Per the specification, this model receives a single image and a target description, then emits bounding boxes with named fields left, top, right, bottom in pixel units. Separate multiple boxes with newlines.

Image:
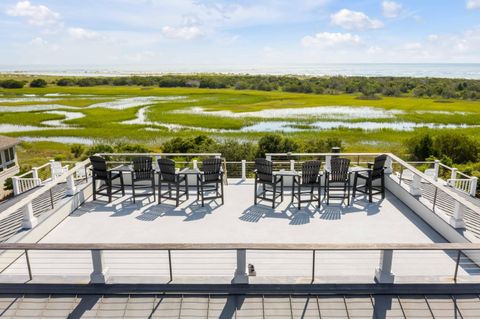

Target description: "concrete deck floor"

left=1, top=179, right=479, bottom=284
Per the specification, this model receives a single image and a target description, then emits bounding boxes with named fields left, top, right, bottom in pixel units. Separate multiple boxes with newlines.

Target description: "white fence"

left=12, top=160, right=70, bottom=196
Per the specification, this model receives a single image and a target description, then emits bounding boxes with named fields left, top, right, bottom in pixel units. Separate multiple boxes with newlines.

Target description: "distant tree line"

left=2, top=74, right=480, bottom=99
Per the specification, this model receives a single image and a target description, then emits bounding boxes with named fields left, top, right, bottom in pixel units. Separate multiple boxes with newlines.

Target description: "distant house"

left=0, top=136, right=20, bottom=197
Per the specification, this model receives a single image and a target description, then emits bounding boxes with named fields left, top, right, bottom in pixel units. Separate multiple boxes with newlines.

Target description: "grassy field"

left=2, top=84, right=480, bottom=166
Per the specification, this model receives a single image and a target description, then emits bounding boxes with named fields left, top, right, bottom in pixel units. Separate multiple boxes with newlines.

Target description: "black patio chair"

left=158, top=158, right=189, bottom=207
left=254, top=158, right=283, bottom=208
left=292, top=160, right=322, bottom=209
left=131, top=156, right=155, bottom=203
left=89, top=156, right=125, bottom=203
left=325, top=157, right=351, bottom=205
left=352, top=154, right=387, bottom=202
left=197, top=158, right=224, bottom=207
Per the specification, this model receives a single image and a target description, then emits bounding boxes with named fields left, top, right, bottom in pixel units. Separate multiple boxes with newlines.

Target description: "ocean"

left=1, top=63, right=480, bottom=79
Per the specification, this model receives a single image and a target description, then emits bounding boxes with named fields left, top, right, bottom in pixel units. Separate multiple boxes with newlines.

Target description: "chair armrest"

left=367, top=162, right=374, bottom=168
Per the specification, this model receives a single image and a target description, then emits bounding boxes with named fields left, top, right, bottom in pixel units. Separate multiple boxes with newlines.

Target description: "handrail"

left=99, top=152, right=221, bottom=157
left=1, top=242, right=480, bottom=251
left=0, top=158, right=91, bottom=222
left=388, top=153, right=480, bottom=213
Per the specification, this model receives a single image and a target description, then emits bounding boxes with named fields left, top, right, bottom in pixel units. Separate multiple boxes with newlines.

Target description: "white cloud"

left=68, top=27, right=100, bottom=40
left=162, top=25, right=203, bottom=40
left=467, top=0, right=480, bottom=9
left=30, top=36, right=47, bottom=46
left=301, top=32, right=361, bottom=47
left=330, top=9, right=383, bottom=30
left=382, top=1, right=402, bottom=18
left=6, top=1, right=60, bottom=26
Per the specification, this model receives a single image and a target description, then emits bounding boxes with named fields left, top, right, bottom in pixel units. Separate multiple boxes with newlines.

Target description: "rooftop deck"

left=1, top=180, right=479, bottom=285
left=1, top=152, right=480, bottom=292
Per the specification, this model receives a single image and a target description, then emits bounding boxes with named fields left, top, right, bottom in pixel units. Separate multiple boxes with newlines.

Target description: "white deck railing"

left=12, top=160, right=70, bottom=196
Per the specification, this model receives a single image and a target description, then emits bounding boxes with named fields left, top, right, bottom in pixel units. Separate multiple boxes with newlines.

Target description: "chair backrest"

left=255, top=158, right=273, bottom=183
left=202, top=158, right=222, bottom=182
left=133, top=156, right=153, bottom=180
left=330, top=158, right=350, bottom=182
left=372, top=154, right=387, bottom=179
left=302, top=160, right=321, bottom=184
left=89, top=156, right=108, bottom=179
left=158, top=158, right=176, bottom=182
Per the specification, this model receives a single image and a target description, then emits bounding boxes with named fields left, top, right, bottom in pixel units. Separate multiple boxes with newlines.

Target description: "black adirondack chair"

left=325, top=157, right=351, bottom=205
left=90, top=156, right=125, bottom=203
left=352, top=154, right=387, bottom=202
left=131, top=156, right=155, bottom=203
left=292, top=160, right=322, bottom=209
left=254, top=158, right=283, bottom=208
left=197, top=158, right=224, bottom=207
left=158, top=158, right=189, bottom=207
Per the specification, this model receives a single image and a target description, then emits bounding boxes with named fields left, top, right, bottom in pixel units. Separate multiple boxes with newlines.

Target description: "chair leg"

left=298, top=184, right=301, bottom=210
left=220, top=177, right=224, bottom=205
left=280, top=178, right=284, bottom=201
left=176, top=183, right=180, bottom=207
left=368, top=177, right=373, bottom=203
left=107, top=182, right=112, bottom=203
left=92, top=177, right=97, bottom=201
left=381, top=175, right=385, bottom=199
left=317, top=183, right=321, bottom=208
left=347, top=179, right=351, bottom=206
left=132, top=179, right=135, bottom=203
left=152, top=175, right=156, bottom=202
left=272, top=183, right=276, bottom=209
left=196, top=177, right=200, bottom=201
left=185, top=178, right=189, bottom=200
left=158, top=182, right=162, bottom=204
left=352, top=174, right=357, bottom=198
left=201, top=182, right=204, bottom=207
left=326, top=180, right=329, bottom=205
left=254, top=179, right=257, bottom=205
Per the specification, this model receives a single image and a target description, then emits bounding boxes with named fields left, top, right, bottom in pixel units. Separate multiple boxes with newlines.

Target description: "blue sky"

left=1, top=0, right=480, bottom=66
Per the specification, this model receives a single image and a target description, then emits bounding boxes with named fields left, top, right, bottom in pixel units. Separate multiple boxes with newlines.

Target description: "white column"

left=90, top=250, right=109, bottom=284
left=449, top=201, right=466, bottom=229
left=470, top=177, right=478, bottom=197
left=192, top=159, right=198, bottom=170
left=409, top=174, right=422, bottom=196
left=375, top=249, right=395, bottom=283
left=49, top=160, right=56, bottom=180
left=433, top=160, right=440, bottom=182
left=21, top=202, right=38, bottom=229
left=241, top=160, right=247, bottom=180
left=65, top=174, right=77, bottom=196
left=290, top=160, right=295, bottom=171
left=12, top=176, right=20, bottom=196
left=450, top=168, right=458, bottom=181
left=325, top=155, right=332, bottom=172
left=266, top=155, right=272, bottom=161
left=384, top=156, right=393, bottom=174
left=232, top=249, right=248, bottom=284
left=32, top=168, right=39, bottom=180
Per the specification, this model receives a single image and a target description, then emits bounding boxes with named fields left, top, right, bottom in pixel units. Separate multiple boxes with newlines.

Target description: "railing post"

left=266, top=155, right=272, bottom=161
left=21, top=202, right=38, bottom=229
left=325, top=155, right=331, bottom=172
left=375, top=249, right=395, bottom=283
left=450, top=201, right=466, bottom=229
left=433, top=160, right=440, bottom=182
left=32, top=167, right=39, bottom=180
left=241, top=160, right=247, bottom=180
left=232, top=249, right=248, bottom=284
left=193, top=160, right=198, bottom=170
left=49, top=159, right=56, bottom=180
left=451, top=168, right=458, bottom=181
left=290, top=160, right=295, bottom=171
left=65, top=174, right=77, bottom=196
left=25, top=249, right=33, bottom=281
left=90, top=249, right=109, bottom=284
left=409, top=174, right=422, bottom=196
left=469, top=177, right=478, bottom=197
left=12, top=176, right=20, bottom=196
left=384, top=156, right=393, bottom=174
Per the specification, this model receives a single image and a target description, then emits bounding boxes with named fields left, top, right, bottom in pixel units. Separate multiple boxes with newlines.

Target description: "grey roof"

left=0, top=135, right=19, bottom=150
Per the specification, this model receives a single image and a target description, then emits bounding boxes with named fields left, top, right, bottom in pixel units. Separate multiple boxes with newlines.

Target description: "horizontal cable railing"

left=1, top=242, right=480, bottom=284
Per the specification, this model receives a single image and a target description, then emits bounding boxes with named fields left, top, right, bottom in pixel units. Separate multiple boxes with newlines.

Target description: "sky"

left=1, top=0, right=480, bottom=67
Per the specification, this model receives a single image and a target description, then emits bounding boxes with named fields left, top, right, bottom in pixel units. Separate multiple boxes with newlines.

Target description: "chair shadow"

left=288, top=209, right=315, bottom=225
left=136, top=199, right=217, bottom=222
left=239, top=205, right=270, bottom=223
left=319, top=206, right=343, bottom=220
